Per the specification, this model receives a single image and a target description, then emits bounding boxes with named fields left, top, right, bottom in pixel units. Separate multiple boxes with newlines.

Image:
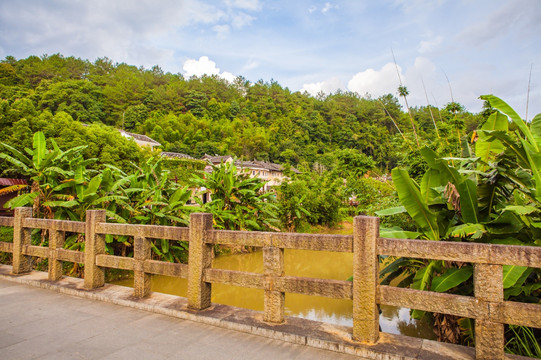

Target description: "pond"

left=114, top=249, right=435, bottom=340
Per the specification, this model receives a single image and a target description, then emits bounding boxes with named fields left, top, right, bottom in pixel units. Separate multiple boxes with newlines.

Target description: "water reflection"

left=113, top=249, right=435, bottom=340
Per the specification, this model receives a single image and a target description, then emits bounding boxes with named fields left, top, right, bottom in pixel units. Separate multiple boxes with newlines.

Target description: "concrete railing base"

left=0, top=265, right=527, bottom=360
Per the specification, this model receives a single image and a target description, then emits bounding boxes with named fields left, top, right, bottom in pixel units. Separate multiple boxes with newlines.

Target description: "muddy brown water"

left=113, top=249, right=435, bottom=340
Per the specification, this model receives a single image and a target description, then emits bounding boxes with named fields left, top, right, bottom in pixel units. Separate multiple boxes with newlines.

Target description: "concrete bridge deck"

left=0, top=279, right=362, bottom=360
left=2, top=266, right=525, bottom=360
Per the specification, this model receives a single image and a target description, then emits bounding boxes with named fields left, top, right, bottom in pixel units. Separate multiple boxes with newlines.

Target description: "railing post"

left=84, top=210, right=106, bottom=289
left=48, top=222, right=65, bottom=281
left=352, top=215, right=379, bottom=344
left=263, top=246, right=285, bottom=323
left=474, top=264, right=504, bottom=360
left=12, top=207, right=32, bottom=274
left=187, top=213, right=213, bottom=310
left=134, top=236, right=151, bottom=298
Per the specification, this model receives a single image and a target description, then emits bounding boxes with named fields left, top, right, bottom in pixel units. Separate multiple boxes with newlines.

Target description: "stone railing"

left=0, top=207, right=540, bottom=360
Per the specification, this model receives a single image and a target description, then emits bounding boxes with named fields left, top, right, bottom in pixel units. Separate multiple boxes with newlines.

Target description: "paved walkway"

left=0, top=279, right=362, bottom=360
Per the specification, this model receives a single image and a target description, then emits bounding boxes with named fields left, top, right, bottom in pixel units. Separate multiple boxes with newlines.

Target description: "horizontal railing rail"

left=0, top=209, right=539, bottom=360
left=206, top=229, right=353, bottom=251
left=378, top=237, right=541, bottom=267
left=95, top=222, right=189, bottom=241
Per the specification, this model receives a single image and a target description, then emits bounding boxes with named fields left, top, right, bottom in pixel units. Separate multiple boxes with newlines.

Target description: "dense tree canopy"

left=0, top=54, right=482, bottom=177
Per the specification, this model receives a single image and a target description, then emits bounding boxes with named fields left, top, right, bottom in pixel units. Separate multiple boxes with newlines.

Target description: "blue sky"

left=0, top=0, right=540, bottom=115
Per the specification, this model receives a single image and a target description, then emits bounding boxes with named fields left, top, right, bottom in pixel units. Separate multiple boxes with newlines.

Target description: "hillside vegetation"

left=0, top=54, right=483, bottom=174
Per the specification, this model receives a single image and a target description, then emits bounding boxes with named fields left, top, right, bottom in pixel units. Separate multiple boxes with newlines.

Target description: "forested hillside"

left=0, top=54, right=483, bottom=173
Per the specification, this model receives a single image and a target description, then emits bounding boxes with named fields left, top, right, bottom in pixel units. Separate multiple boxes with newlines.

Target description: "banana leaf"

left=476, top=112, right=508, bottom=171
left=482, top=130, right=529, bottom=168
left=457, top=179, right=479, bottom=223
left=410, top=260, right=438, bottom=319
left=83, top=174, right=102, bottom=199
left=421, top=169, right=443, bottom=205
left=461, top=136, right=472, bottom=158
left=161, top=238, right=169, bottom=253
left=42, top=200, right=78, bottom=208
left=6, top=192, right=38, bottom=208
left=375, top=206, right=406, bottom=216
left=446, top=223, right=486, bottom=239
left=531, top=113, right=541, bottom=145
left=503, top=265, right=529, bottom=289
left=502, top=205, right=538, bottom=215
left=431, top=266, right=473, bottom=293
left=74, top=165, right=85, bottom=184
left=485, top=211, right=524, bottom=235
left=0, top=141, right=31, bottom=170
left=0, top=151, right=30, bottom=173
left=421, top=147, right=462, bottom=186
left=379, top=228, right=421, bottom=239
left=521, top=138, right=541, bottom=202
left=392, top=168, right=439, bottom=240
left=481, top=95, right=536, bottom=150
left=33, top=132, right=46, bottom=170
left=412, top=260, right=439, bottom=291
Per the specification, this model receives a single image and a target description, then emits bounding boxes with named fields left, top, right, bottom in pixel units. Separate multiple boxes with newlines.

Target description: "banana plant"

left=377, top=96, right=540, bottom=327
left=1, top=131, right=86, bottom=218
left=192, top=160, right=278, bottom=231
left=116, top=157, right=194, bottom=262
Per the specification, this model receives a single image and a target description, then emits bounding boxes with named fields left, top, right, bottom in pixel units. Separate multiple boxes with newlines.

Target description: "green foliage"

left=276, top=179, right=311, bottom=231
left=1, top=54, right=479, bottom=175
left=37, top=79, right=105, bottom=123
left=378, top=96, right=541, bottom=347
left=192, top=160, right=278, bottom=231
left=505, top=326, right=541, bottom=358
left=431, top=267, right=473, bottom=293
left=276, top=169, right=345, bottom=229
left=159, top=156, right=206, bottom=186
left=2, top=133, right=193, bottom=262
left=391, top=168, right=439, bottom=240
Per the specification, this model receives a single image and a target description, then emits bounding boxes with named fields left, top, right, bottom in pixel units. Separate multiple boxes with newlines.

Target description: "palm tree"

left=397, top=85, right=419, bottom=147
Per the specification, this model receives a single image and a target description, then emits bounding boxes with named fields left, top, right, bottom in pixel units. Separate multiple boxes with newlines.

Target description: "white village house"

left=118, top=130, right=161, bottom=150
left=202, top=155, right=299, bottom=192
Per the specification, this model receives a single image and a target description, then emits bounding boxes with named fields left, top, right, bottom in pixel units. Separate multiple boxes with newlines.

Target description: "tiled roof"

left=238, top=160, right=300, bottom=174
left=202, top=155, right=300, bottom=174
left=161, top=152, right=195, bottom=160
left=120, top=130, right=161, bottom=145
left=202, top=155, right=234, bottom=164
left=237, top=160, right=280, bottom=171
left=0, top=178, right=27, bottom=186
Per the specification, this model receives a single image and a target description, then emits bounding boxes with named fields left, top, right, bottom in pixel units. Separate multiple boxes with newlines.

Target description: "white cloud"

left=393, top=0, right=446, bottom=14
left=183, top=56, right=220, bottom=77
left=418, top=36, right=443, bottom=53
left=456, top=0, right=540, bottom=46
left=243, top=58, right=260, bottom=71
left=402, top=57, right=442, bottom=105
left=225, top=0, right=261, bottom=11
left=301, top=77, right=343, bottom=96
left=308, top=6, right=317, bottom=13
left=346, top=57, right=445, bottom=108
left=405, top=57, right=437, bottom=81
left=0, top=0, right=225, bottom=67
left=232, top=12, right=255, bottom=28
left=322, top=2, right=338, bottom=13
left=347, top=63, right=401, bottom=97
left=0, top=0, right=258, bottom=65
left=213, top=24, right=230, bottom=39
left=221, top=71, right=237, bottom=83
left=183, top=56, right=236, bottom=82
